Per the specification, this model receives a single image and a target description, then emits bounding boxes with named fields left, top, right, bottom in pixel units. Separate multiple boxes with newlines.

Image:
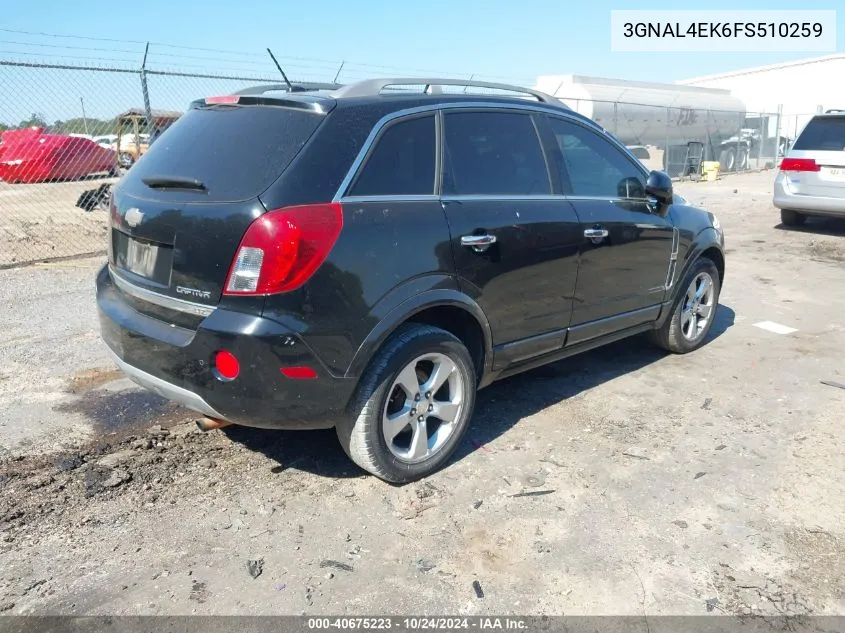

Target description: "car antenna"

left=266, top=48, right=294, bottom=92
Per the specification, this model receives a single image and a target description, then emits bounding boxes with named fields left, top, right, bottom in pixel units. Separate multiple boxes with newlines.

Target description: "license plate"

left=124, top=238, right=159, bottom=278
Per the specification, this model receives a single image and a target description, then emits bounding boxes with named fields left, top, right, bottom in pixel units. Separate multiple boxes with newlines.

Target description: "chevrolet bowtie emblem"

left=124, top=208, right=144, bottom=227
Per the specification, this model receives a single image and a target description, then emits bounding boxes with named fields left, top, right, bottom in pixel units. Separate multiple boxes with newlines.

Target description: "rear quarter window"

left=347, top=115, right=436, bottom=197
left=120, top=105, right=324, bottom=203
left=793, top=117, right=845, bottom=151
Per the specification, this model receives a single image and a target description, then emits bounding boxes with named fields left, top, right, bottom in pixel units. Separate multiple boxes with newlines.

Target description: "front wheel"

left=336, top=323, right=477, bottom=483
left=650, top=257, right=721, bottom=354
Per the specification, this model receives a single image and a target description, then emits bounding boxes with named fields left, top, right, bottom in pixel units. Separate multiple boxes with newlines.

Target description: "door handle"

left=584, top=228, right=609, bottom=239
left=461, top=234, right=497, bottom=252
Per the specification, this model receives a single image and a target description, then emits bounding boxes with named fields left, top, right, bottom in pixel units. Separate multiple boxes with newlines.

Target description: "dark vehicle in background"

left=774, top=109, right=845, bottom=226
left=96, top=78, right=726, bottom=483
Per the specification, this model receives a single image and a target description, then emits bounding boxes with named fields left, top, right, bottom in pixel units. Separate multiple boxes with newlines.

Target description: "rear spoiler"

left=233, top=82, right=344, bottom=96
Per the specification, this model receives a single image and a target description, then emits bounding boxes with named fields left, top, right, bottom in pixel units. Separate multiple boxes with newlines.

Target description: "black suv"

left=96, top=78, right=726, bottom=483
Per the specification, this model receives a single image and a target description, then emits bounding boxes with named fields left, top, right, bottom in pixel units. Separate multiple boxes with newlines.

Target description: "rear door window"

left=442, top=111, right=550, bottom=195
left=121, top=105, right=324, bottom=202
left=348, top=115, right=436, bottom=197
left=793, top=117, right=845, bottom=151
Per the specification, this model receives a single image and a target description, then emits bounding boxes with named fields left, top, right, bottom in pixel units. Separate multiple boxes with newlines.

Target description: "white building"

left=677, top=54, right=845, bottom=141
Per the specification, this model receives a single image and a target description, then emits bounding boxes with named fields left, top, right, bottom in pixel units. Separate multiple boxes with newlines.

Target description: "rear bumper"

left=96, top=264, right=356, bottom=430
left=107, top=347, right=225, bottom=420
left=773, top=174, right=845, bottom=216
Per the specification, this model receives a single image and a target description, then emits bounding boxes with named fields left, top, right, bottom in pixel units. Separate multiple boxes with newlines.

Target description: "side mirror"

left=645, top=170, right=673, bottom=208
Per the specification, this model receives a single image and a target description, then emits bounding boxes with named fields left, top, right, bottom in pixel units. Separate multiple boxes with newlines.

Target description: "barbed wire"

left=0, top=27, right=148, bottom=46
left=0, top=49, right=141, bottom=66
left=0, top=27, right=535, bottom=84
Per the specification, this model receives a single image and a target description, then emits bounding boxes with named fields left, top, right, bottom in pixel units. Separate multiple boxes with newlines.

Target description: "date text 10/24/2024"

left=307, top=618, right=528, bottom=630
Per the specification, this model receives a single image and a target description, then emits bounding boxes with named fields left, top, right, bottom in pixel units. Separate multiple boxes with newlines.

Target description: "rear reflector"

left=780, top=158, right=820, bottom=172
left=280, top=366, right=318, bottom=380
left=205, top=95, right=240, bottom=105
left=224, top=203, right=343, bottom=295
left=213, top=350, right=240, bottom=381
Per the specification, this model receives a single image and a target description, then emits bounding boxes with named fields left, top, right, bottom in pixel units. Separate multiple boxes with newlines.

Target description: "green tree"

left=18, top=112, right=48, bottom=129
left=52, top=117, right=115, bottom=135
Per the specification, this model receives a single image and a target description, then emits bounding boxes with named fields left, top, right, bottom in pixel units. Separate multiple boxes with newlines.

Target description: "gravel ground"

left=0, top=176, right=115, bottom=267
left=0, top=170, right=843, bottom=617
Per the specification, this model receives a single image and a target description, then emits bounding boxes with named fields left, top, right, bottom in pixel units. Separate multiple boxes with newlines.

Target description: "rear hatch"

left=782, top=115, right=845, bottom=197
left=109, top=98, right=329, bottom=314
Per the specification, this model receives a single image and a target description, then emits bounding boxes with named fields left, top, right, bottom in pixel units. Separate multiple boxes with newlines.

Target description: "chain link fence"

left=0, top=56, right=789, bottom=268
left=0, top=60, right=294, bottom=267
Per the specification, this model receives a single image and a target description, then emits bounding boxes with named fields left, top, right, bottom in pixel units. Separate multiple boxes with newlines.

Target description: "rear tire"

left=737, top=147, right=748, bottom=171
left=336, top=323, right=477, bottom=483
left=118, top=152, right=134, bottom=169
left=650, top=257, right=721, bottom=354
left=780, top=209, right=806, bottom=226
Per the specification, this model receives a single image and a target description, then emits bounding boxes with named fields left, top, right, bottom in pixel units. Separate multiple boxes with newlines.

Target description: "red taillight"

left=223, top=203, right=343, bottom=296
left=280, top=366, right=318, bottom=380
left=213, top=350, right=240, bottom=381
left=205, top=95, right=240, bottom=105
left=780, top=158, right=820, bottom=172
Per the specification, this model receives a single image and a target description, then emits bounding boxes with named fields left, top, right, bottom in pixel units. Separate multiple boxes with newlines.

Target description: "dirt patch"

left=0, top=177, right=115, bottom=267
left=808, top=240, right=845, bottom=263
left=0, top=421, right=223, bottom=545
left=64, top=368, right=125, bottom=395
left=54, top=388, right=189, bottom=436
left=783, top=527, right=845, bottom=604
left=0, top=421, right=349, bottom=551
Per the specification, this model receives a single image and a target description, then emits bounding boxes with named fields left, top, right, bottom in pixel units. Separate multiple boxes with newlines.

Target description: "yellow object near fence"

left=701, top=161, right=720, bottom=182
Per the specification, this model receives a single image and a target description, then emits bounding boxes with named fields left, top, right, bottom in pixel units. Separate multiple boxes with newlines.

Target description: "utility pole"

left=80, top=97, right=90, bottom=135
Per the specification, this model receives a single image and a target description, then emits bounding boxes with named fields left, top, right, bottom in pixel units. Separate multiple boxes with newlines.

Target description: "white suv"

left=773, top=110, right=845, bottom=226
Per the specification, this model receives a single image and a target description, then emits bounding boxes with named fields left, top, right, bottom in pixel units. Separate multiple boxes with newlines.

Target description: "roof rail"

left=331, top=77, right=565, bottom=106
left=233, top=82, right=343, bottom=96
left=824, top=108, right=845, bottom=114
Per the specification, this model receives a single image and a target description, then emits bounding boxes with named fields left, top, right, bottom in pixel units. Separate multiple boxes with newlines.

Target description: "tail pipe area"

left=196, top=416, right=233, bottom=432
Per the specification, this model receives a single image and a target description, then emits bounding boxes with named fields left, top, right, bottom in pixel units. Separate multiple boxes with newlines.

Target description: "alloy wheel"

left=382, top=353, right=464, bottom=463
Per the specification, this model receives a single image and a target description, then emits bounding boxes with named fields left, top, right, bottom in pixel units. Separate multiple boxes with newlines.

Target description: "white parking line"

left=753, top=321, right=798, bottom=335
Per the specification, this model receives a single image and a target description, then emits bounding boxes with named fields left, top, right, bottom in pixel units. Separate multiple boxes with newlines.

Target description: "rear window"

left=793, top=117, right=845, bottom=152
left=122, top=105, right=324, bottom=202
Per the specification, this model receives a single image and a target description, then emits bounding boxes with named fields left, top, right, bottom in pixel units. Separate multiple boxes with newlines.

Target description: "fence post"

left=707, top=109, right=713, bottom=163
left=774, top=104, right=783, bottom=160
left=140, top=43, right=153, bottom=132
left=613, top=101, right=618, bottom=136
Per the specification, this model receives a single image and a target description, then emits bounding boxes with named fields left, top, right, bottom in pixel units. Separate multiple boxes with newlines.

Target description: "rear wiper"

left=141, top=176, right=207, bottom=192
